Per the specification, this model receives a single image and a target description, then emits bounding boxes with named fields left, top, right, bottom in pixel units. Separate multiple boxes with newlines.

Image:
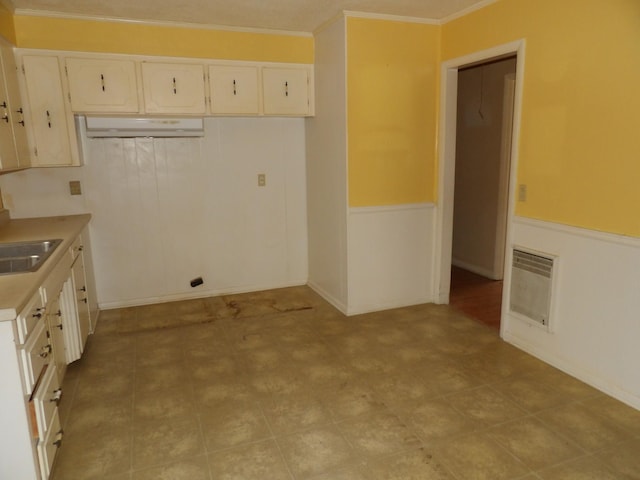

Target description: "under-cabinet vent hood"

left=83, top=116, right=204, bottom=138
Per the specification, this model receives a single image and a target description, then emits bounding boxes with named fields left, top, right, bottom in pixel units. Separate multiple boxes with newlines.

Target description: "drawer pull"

left=50, top=388, right=63, bottom=406
left=53, top=429, right=64, bottom=448
left=39, top=344, right=52, bottom=358
left=32, top=308, right=44, bottom=319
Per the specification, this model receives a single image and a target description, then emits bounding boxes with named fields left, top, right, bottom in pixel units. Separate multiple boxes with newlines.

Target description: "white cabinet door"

left=66, top=57, right=139, bottom=113
left=0, top=40, right=29, bottom=170
left=141, top=62, right=205, bottom=114
left=21, top=55, right=79, bottom=167
left=0, top=67, right=17, bottom=170
left=46, top=293, right=67, bottom=380
left=72, top=248, right=90, bottom=352
left=209, top=65, right=259, bottom=115
left=262, top=67, right=310, bottom=116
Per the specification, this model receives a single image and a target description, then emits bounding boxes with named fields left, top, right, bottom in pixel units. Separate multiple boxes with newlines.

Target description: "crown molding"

left=440, top=0, right=499, bottom=24
left=13, top=8, right=313, bottom=37
left=343, top=10, right=439, bottom=26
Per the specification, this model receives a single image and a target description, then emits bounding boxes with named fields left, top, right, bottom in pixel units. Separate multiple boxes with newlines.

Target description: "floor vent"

left=509, top=248, right=555, bottom=329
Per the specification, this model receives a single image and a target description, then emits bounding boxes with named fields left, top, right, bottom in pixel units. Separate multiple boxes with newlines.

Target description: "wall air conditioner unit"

left=83, top=116, right=204, bottom=138
left=509, top=248, right=557, bottom=331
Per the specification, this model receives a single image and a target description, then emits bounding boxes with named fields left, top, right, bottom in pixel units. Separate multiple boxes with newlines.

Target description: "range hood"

left=83, top=116, right=204, bottom=138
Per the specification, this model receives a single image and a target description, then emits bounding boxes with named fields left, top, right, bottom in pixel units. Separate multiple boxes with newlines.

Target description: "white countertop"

left=0, top=214, right=91, bottom=322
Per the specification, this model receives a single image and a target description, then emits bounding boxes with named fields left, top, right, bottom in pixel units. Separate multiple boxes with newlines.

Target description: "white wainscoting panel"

left=347, top=203, right=436, bottom=315
left=503, top=217, right=640, bottom=409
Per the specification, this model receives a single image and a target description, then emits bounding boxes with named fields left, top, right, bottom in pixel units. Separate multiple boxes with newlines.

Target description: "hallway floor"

left=450, top=266, right=503, bottom=330
left=51, top=286, right=640, bottom=480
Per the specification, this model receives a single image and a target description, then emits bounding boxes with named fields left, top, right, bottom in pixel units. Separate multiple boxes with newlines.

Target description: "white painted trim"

left=514, top=216, right=640, bottom=249
left=98, top=280, right=308, bottom=310
left=13, top=9, right=313, bottom=37
left=440, top=0, right=500, bottom=24
left=434, top=39, right=526, bottom=322
left=343, top=10, right=439, bottom=26
left=451, top=258, right=500, bottom=280
left=503, top=331, right=640, bottom=411
left=349, top=202, right=435, bottom=215
left=308, top=280, right=349, bottom=314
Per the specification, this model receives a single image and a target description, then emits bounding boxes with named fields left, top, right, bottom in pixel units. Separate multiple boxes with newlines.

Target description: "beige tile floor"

left=51, top=286, right=640, bottom=480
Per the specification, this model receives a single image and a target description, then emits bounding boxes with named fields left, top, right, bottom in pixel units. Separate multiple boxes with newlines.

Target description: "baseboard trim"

left=307, top=280, right=348, bottom=314
left=503, top=330, right=640, bottom=411
left=98, top=280, right=308, bottom=310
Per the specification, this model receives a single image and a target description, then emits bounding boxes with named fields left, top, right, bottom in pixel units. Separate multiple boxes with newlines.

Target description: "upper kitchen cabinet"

left=141, top=62, right=206, bottom=114
left=262, top=66, right=313, bottom=116
left=19, top=55, right=80, bottom=167
left=209, top=65, right=260, bottom=115
left=66, top=57, right=139, bottom=113
left=0, top=40, right=30, bottom=171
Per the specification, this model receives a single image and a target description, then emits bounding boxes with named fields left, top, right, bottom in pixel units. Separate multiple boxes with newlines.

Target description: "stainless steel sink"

left=0, top=239, right=63, bottom=275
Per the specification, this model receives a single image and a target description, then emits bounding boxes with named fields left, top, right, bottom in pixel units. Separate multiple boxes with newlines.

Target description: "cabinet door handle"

left=233, top=79, right=237, bottom=96
left=285, top=81, right=289, bottom=97
left=49, top=388, right=63, bottom=406
left=32, top=308, right=44, bottom=319
left=53, top=429, right=64, bottom=448
left=16, top=107, right=25, bottom=126
left=1, top=114, right=8, bottom=123
left=172, top=77, right=177, bottom=94
left=46, top=110, right=51, bottom=128
left=0, top=101, right=6, bottom=108
left=100, top=73, right=105, bottom=92
left=39, top=344, right=52, bottom=358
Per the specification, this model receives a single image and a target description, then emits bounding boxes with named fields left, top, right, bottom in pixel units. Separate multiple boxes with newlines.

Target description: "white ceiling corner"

left=5, top=0, right=494, bottom=33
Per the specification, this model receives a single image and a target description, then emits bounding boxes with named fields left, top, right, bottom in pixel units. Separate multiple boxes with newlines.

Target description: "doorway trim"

left=433, top=40, right=526, bottom=334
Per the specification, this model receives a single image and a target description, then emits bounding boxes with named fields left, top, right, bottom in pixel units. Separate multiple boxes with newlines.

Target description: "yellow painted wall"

left=13, top=15, right=313, bottom=63
left=347, top=17, right=439, bottom=206
left=443, top=0, right=640, bottom=237
left=0, top=2, right=15, bottom=44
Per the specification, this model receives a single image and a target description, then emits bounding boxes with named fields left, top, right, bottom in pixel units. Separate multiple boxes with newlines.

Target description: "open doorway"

left=434, top=40, right=525, bottom=338
left=449, top=57, right=516, bottom=330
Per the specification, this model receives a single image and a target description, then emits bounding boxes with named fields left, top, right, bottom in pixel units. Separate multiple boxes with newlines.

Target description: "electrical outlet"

left=258, top=174, right=266, bottom=187
left=518, top=184, right=527, bottom=202
left=69, top=180, right=82, bottom=196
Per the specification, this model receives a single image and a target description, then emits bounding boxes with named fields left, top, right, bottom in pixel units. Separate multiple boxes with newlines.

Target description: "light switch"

left=69, top=180, right=82, bottom=196
left=258, top=174, right=266, bottom=187
left=518, top=184, right=527, bottom=202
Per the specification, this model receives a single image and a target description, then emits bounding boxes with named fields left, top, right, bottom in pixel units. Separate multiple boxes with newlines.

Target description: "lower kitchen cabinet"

left=0, top=223, right=97, bottom=479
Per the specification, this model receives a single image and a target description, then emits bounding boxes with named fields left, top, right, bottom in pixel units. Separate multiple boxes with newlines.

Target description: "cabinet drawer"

left=31, top=363, right=61, bottom=441
left=16, top=290, right=45, bottom=345
left=37, top=411, right=62, bottom=480
left=20, top=320, right=51, bottom=395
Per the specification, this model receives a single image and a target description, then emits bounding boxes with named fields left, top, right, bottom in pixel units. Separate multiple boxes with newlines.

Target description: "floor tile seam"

left=483, top=414, right=592, bottom=472
left=192, top=413, right=217, bottom=480
left=528, top=412, right=595, bottom=455
left=484, top=382, right=539, bottom=416
left=442, top=385, right=530, bottom=424
left=531, top=451, right=607, bottom=477
left=330, top=412, right=426, bottom=462
left=445, top=431, right=534, bottom=479
left=418, top=434, right=524, bottom=480
left=571, top=399, right=640, bottom=438
left=368, top=445, right=462, bottom=480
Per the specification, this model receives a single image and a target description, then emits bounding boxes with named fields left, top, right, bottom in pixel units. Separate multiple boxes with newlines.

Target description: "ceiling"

left=3, top=0, right=491, bottom=32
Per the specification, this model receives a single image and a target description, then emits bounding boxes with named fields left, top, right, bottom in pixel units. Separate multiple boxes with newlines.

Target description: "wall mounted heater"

left=509, top=248, right=556, bottom=330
